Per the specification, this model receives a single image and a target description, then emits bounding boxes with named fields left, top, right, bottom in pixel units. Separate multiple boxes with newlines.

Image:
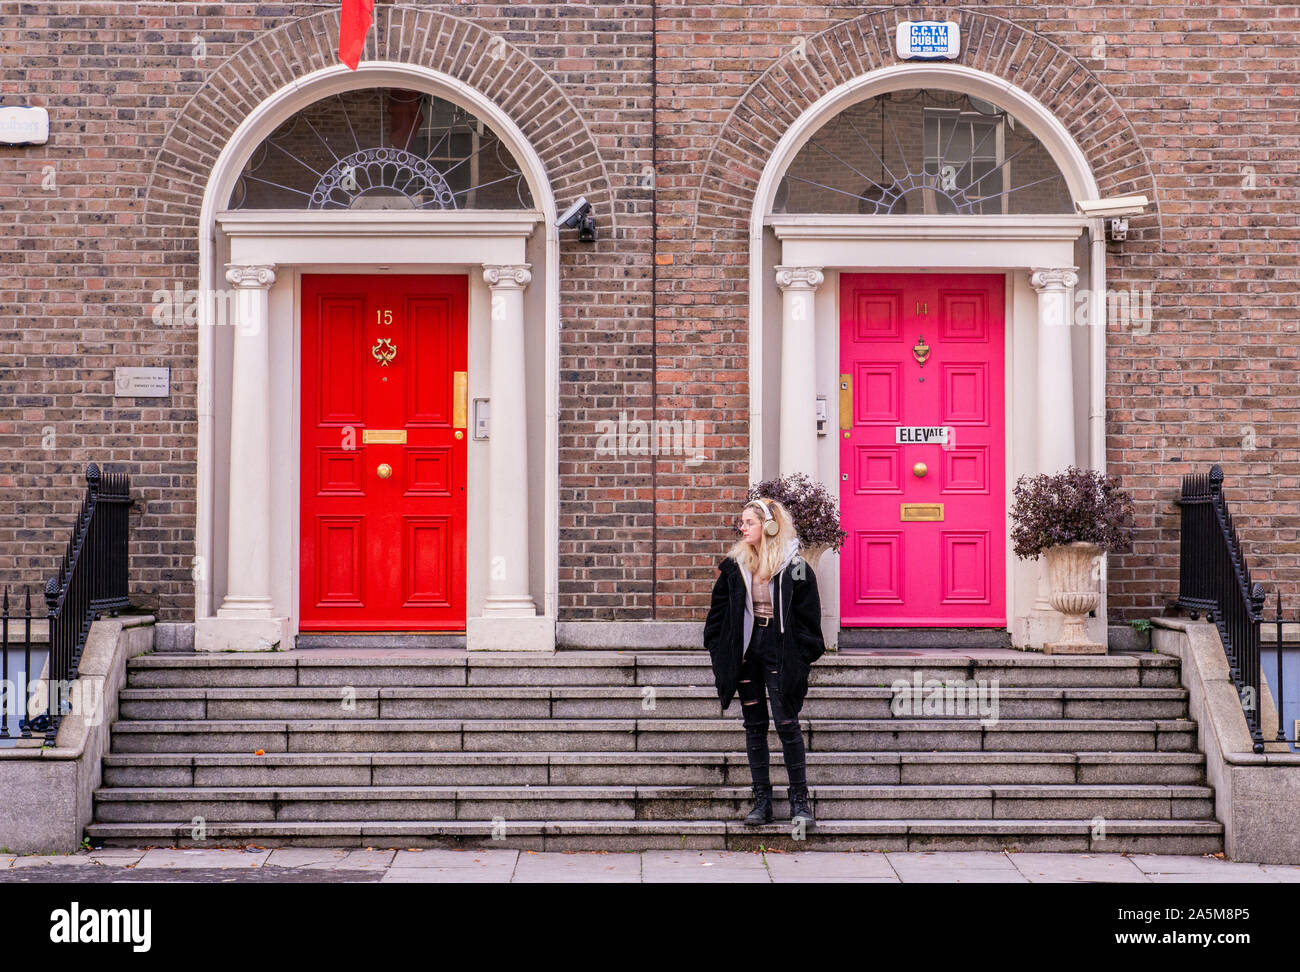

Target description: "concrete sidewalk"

left=3, top=847, right=1300, bottom=882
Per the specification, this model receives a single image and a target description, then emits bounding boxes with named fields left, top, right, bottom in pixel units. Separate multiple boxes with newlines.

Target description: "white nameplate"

left=114, top=367, right=170, bottom=398
left=0, top=106, right=50, bottom=146
left=896, top=21, right=960, bottom=60
left=896, top=426, right=950, bottom=444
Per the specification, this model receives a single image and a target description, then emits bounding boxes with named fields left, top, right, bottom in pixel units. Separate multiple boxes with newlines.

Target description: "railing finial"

left=1209, top=464, right=1224, bottom=493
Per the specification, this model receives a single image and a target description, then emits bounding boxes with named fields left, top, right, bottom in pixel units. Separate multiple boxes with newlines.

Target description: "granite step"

left=82, top=817, right=1227, bottom=855
left=100, top=750, right=1210, bottom=788
left=123, top=651, right=1184, bottom=689
left=90, top=782, right=1217, bottom=823
left=114, top=685, right=1192, bottom=722
left=106, top=717, right=1201, bottom=754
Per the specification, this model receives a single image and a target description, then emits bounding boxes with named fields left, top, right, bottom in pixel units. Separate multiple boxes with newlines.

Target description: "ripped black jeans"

left=737, top=619, right=808, bottom=792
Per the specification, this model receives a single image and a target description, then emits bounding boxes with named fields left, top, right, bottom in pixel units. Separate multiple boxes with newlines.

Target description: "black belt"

left=753, top=615, right=771, bottom=627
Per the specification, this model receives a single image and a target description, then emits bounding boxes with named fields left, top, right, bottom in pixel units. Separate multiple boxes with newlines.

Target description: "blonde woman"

left=703, top=497, right=826, bottom=827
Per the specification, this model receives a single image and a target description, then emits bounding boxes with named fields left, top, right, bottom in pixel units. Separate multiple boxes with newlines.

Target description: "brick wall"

left=1, top=1, right=1297, bottom=625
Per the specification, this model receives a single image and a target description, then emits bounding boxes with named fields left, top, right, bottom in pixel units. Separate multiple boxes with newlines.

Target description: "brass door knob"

left=913, top=462, right=928, bottom=478
left=377, top=463, right=392, bottom=479
left=454, top=430, right=464, bottom=440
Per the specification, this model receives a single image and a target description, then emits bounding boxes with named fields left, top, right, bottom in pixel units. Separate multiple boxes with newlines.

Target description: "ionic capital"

left=774, top=266, right=825, bottom=292
left=482, top=264, right=533, bottom=290
left=1030, top=267, right=1079, bottom=292
left=224, top=263, right=277, bottom=289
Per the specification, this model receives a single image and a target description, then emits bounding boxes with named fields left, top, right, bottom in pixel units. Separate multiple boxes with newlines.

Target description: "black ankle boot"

left=743, top=784, right=773, bottom=826
left=788, top=783, right=815, bottom=827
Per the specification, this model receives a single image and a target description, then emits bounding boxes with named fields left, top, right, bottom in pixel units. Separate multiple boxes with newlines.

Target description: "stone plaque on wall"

left=114, top=367, right=170, bottom=397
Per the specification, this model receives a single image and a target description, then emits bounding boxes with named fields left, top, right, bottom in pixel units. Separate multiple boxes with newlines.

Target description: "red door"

left=840, top=272, right=1006, bottom=626
left=300, top=274, right=468, bottom=631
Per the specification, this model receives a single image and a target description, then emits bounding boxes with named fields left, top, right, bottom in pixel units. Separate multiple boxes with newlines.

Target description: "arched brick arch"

left=142, top=5, right=615, bottom=231
left=693, top=8, right=1162, bottom=245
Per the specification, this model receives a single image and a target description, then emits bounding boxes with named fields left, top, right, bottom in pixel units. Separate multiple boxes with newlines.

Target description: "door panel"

left=300, top=274, right=468, bottom=630
left=840, top=272, right=1006, bottom=626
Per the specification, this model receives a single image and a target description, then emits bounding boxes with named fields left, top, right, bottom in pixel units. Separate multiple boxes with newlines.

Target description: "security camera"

left=1075, top=195, right=1149, bottom=242
left=557, top=196, right=595, bottom=242
left=557, top=196, right=589, bottom=228
left=1074, top=194, right=1150, bottom=219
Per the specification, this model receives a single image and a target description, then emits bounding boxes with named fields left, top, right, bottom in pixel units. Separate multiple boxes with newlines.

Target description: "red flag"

left=339, top=0, right=374, bottom=71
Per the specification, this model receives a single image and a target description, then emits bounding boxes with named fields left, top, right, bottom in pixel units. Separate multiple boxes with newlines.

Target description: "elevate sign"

left=895, top=426, right=951, bottom=445
left=895, top=21, right=961, bottom=60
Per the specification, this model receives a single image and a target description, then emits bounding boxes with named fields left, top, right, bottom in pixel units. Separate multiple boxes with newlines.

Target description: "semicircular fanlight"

left=772, top=89, right=1073, bottom=216
left=228, top=87, right=534, bottom=211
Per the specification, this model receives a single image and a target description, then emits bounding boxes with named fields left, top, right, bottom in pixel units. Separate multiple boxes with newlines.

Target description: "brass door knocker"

left=911, top=335, right=930, bottom=367
left=371, top=337, right=397, bottom=366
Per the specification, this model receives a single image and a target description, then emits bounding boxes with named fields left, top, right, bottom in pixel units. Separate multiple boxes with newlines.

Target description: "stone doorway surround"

left=191, top=63, right=560, bottom=653
left=751, top=64, right=1112, bottom=650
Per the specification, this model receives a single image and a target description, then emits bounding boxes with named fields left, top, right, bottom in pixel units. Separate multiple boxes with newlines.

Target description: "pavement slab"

left=381, top=867, right=514, bottom=883
left=0, top=866, right=382, bottom=884
left=265, top=848, right=396, bottom=870
left=1144, top=872, right=1279, bottom=884
left=390, top=848, right=518, bottom=870
left=885, top=851, right=1023, bottom=882
left=1258, top=865, right=1300, bottom=883
left=1008, top=853, right=1149, bottom=883
left=135, top=848, right=272, bottom=869
left=641, top=849, right=770, bottom=882
left=504, top=850, right=643, bottom=882
left=85, top=849, right=147, bottom=865
left=1126, top=854, right=1272, bottom=876
left=762, top=851, right=897, bottom=879
left=8, top=855, right=95, bottom=868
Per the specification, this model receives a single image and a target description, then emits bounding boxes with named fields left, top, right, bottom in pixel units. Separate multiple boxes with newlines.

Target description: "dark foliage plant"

left=1009, top=465, right=1136, bottom=560
left=748, top=472, right=848, bottom=552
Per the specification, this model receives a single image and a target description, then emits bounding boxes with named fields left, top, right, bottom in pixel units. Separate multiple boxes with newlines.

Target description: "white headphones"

left=748, top=499, right=780, bottom=537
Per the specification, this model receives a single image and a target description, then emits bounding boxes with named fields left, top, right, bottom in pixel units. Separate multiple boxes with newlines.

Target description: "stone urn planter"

left=1042, top=541, right=1105, bottom=654
left=1009, top=466, right=1136, bottom=654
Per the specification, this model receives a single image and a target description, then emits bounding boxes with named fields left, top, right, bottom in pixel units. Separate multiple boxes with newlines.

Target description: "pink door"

left=840, top=272, right=1006, bottom=626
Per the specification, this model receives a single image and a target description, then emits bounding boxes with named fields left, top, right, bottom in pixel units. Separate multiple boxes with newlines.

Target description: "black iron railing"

left=1269, top=592, right=1297, bottom=750
left=1, top=464, right=132, bottom=745
left=1177, top=465, right=1289, bottom=754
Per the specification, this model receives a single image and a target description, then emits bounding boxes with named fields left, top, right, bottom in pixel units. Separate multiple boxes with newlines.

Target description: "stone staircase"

left=85, top=649, right=1225, bottom=853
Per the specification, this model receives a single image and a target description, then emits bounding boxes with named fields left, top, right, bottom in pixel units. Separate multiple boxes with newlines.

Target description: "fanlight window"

left=228, top=87, right=533, bottom=210
left=773, top=89, right=1072, bottom=215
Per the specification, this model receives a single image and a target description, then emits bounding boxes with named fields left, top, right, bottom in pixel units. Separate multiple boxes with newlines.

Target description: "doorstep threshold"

left=838, top=627, right=1013, bottom=650
left=294, top=632, right=467, bottom=650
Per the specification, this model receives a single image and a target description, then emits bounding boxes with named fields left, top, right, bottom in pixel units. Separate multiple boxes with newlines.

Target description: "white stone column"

left=775, top=266, right=824, bottom=478
left=197, top=263, right=288, bottom=651
left=1030, top=267, right=1079, bottom=475
left=220, top=263, right=276, bottom=616
left=481, top=264, right=537, bottom=618
left=1028, top=266, right=1081, bottom=623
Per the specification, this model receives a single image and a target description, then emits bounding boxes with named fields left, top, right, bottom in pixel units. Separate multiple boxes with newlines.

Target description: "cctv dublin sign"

left=895, top=21, right=961, bottom=60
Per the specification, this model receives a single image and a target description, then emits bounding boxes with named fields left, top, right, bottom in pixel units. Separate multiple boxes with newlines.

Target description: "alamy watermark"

left=891, top=672, right=1000, bottom=726
left=1, top=676, right=105, bottom=729
left=1051, top=287, right=1153, bottom=336
left=594, top=410, right=709, bottom=466
left=150, top=284, right=258, bottom=334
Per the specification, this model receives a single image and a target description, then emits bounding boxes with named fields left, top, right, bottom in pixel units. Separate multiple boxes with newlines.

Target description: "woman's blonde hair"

left=728, top=497, right=797, bottom=580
